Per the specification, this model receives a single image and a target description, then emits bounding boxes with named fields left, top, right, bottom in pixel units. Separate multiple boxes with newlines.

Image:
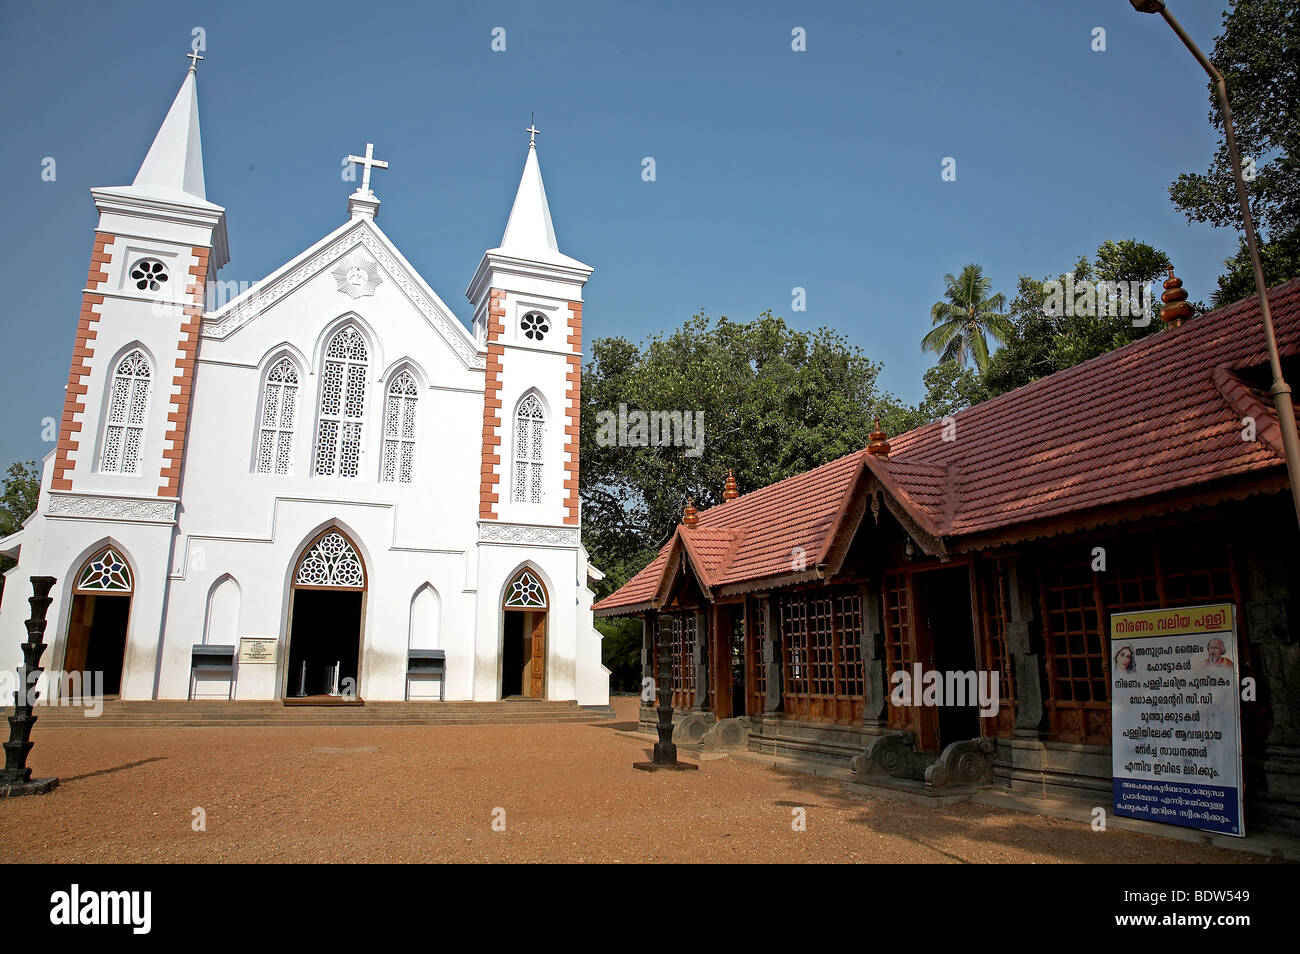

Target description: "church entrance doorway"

left=501, top=568, right=547, bottom=699
left=63, top=546, right=134, bottom=698
left=915, top=564, right=981, bottom=751
left=285, top=528, right=366, bottom=701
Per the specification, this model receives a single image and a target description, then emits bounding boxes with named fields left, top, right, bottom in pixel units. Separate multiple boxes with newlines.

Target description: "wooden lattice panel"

left=778, top=587, right=866, bottom=724
left=977, top=560, right=1016, bottom=737
left=748, top=602, right=768, bottom=715
left=882, top=572, right=917, bottom=732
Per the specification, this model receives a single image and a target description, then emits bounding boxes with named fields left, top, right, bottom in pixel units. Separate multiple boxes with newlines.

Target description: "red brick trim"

left=563, top=302, right=582, bottom=525
left=50, top=232, right=115, bottom=491
left=479, top=289, right=506, bottom=518
left=157, top=247, right=210, bottom=497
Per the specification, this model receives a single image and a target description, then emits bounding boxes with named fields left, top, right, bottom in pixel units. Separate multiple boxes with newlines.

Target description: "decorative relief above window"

left=381, top=370, right=418, bottom=484
left=256, top=357, right=299, bottom=475
left=314, top=327, right=368, bottom=478
left=76, top=547, right=133, bottom=593
left=331, top=249, right=383, bottom=299
left=504, top=569, right=547, bottom=608
left=520, top=311, right=550, bottom=342
left=129, top=258, right=168, bottom=292
left=512, top=393, right=545, bottom=504
left=294, top=530, right=365, bottom=589
left=99, top=349, right=151, bottom=475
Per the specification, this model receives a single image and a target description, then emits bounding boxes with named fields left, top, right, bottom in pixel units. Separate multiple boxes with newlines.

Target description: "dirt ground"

left=0, top=697, right=1263, bottom=863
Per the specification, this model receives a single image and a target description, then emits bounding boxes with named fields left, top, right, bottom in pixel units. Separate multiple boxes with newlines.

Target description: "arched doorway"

left=501, top=568, right=547, bottom=699
left=64, top=546, right=133, bottom=697
left=286, top=528, right=366, bottom=700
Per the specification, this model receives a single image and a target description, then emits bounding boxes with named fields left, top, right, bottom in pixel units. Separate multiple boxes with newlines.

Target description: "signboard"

left=238, top=637, right=277, bottom=664
left=1110, top=602, right=1243, bottom=837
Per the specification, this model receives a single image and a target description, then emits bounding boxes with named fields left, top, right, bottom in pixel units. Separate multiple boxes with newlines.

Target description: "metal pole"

left=1154, top=4, right=1300, bottom=527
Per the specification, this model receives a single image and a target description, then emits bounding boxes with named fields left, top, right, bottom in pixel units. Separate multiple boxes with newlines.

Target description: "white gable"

left=204, top=217, right=484, bottom=371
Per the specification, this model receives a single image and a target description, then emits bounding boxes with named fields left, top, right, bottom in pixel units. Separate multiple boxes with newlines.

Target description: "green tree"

left=913, top=360, right=990, bottom=423
left=1169, top=0, right=1300, bottom=303
left=0, top=460, right=41, bottom=595
left=921, top=264, right=1011, bottom=372
left=581, top=311, right=904, bottom=585
left=1168, top=0, right=1300, bottom=238
left=982, top=240, right=1173, bottom=397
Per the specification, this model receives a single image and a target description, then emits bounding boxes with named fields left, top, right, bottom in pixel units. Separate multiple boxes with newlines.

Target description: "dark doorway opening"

left=65, top=593, right=130, bottom=696
left=729, top=607, right=746, bottom=717
left=502, top=612, right=526, bottom=697
left=916, top=566, right=980, bottom=748
left=286, top=589, right=362, bottom=698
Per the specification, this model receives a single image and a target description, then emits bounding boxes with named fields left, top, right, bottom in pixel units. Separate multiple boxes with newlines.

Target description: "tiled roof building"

left=597, top=278, right=1300, bottom=837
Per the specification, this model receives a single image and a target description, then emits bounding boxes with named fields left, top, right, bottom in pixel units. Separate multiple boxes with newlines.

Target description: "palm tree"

left=922, top=264, right=1012, bottom=372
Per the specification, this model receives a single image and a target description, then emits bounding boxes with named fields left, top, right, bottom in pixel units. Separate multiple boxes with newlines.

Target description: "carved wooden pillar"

left=861, top=582, right=887, bottom=730
left=763, top=596, right=782, bottom=714
left=693, top=609, right=709, bottom=711
left=1006, top=560, right=1047, bottom=737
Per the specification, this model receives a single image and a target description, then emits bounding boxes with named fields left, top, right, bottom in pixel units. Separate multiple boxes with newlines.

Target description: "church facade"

left=0, top=64, right=610, bottom=707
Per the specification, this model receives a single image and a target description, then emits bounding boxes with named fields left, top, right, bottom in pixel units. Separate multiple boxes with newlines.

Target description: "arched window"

left=256, top=357, right=299, bottom=475
left=75, top=546, right=134, bottom=593
left=99, top=349, right=151, bottom=475
left=512, top=393, right=545, bottom=504
left=314, top=326, right=368, bottom=478
left=504, top=568, right=548, bottom=608
left=381, top=370, right=418, bottom=484
left=294, top=529, right=366, bottom=589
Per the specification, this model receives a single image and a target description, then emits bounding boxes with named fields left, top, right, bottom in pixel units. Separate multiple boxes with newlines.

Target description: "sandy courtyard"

left=0, top=696, right=1261, bottom=864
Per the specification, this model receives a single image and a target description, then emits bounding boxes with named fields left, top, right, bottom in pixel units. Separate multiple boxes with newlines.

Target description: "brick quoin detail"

left=51, top=232, right=115, bottom=492
left=158, top=246, right=211, bottom=497
left=564, top=301, right=582, bottom=525
left=479, top=289, right=506, bottom=519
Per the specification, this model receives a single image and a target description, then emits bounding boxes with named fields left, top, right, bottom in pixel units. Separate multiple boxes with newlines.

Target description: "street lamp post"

left=1131, top=0, right=1300, bottom=528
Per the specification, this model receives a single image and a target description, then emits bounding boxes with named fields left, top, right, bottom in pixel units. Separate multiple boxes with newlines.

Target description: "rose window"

left=129, top=258, right=169, bottom=291
left=520, top=312, right=550, bottom=342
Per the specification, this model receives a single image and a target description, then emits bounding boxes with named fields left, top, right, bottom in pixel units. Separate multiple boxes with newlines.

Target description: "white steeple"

left=466, top=124, right=591, bottom=318
left=131, top=67, right=209, bottom=203
left=91, top=58, right=228, bottom=270
left=499, top=140, right=560, bottom=258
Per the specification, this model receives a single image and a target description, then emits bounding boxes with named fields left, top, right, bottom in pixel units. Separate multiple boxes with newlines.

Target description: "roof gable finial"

left=186, top=49, right=203, bottom=73
left=683, top=497, right=699, bottom=528
left=723, top=469, right=739, bottom=501
left=526, top=112, right=540, bottom=147
left=867, top=417, right=891, bottom=458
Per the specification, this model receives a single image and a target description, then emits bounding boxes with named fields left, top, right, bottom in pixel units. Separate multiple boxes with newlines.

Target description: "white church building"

left=0, top=62, right=610, bottom=707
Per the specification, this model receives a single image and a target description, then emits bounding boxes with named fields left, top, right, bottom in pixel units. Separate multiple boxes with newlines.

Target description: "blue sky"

left=0, top=0, right=1237, bottom=468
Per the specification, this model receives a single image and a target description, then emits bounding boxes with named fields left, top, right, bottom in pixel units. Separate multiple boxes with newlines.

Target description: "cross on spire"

left=186, top=49, right=204, bottom=73
left=345, top=142, right=389, bottom=195
left=525, top=113, right=540, bottom=147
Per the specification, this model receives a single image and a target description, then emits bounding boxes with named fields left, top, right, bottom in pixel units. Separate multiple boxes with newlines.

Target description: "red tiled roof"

left=595, top=279, right=1299, bottom=614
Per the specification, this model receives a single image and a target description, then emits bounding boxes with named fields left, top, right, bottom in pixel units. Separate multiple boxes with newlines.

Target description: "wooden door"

left=64, top=594, right=92, bottom=674
left=912, top=575, right=942, bottom=752
left=529, top=612, right=546, bottom=698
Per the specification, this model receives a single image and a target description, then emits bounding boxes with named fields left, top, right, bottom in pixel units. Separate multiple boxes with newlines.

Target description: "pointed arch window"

left=75, top=546, right=133, bottom=593
left=504, top=568, right=547, bottom=608
left=294, top=529, right=366, bottom=589
left=99, top=349, right=152, bottom=475
left=513, top=393, right=545, bottom=504
left=315, top=326, right=368, bottom=478
left=256, top=357, right=299, bottom=475
left=381, top=370, right=418, bottom=484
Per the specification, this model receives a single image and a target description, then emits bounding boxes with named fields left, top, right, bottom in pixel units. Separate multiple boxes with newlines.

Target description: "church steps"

left=6, top=701, right=616, bottom=728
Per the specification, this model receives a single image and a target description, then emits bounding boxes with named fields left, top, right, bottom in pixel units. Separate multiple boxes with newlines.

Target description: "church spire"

left=499, top=122, right=560, bottom=258
left=131, top=63, right=207, bottom=202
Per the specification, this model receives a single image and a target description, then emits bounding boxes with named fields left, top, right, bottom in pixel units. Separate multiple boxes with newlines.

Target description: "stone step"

left=4, top=701, right=616, bottom=729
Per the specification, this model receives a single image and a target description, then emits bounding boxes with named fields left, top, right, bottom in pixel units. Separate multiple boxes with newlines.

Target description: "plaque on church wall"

left=239, top=638, right=278, bottom=664
left=1110, top=602, right=1244, bottom=837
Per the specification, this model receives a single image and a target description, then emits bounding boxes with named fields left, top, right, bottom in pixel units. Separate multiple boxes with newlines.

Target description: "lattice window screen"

left=513, top=393, right=545, bottom=504
left=99, top=349, right=152, bottom=475
left=256, top=357, right=299, bottom=475
left=315, top=327, right=368, bottom=478
left=381, top=370, right=418, bottom=483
